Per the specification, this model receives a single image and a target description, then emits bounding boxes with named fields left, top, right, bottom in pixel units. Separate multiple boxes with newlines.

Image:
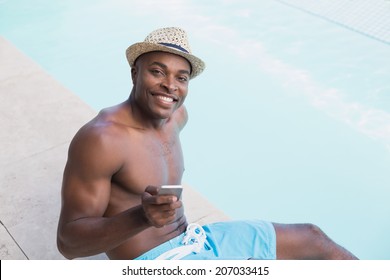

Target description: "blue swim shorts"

left=134, top=220, right=276, bottom=260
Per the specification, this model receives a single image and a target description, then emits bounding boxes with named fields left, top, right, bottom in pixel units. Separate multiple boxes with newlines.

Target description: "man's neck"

left=127, top=93, right=170, bottom=131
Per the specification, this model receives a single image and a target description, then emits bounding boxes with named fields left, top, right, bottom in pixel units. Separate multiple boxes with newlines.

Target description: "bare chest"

left=113, top=134, right=185, bottom=194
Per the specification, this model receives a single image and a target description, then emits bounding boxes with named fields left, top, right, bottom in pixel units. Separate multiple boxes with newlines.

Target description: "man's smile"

left=151, top=93, right=178, bottom=104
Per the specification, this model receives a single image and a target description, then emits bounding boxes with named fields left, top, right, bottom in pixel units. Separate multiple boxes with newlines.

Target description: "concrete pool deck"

left=0, top=36, right=229, bottom=260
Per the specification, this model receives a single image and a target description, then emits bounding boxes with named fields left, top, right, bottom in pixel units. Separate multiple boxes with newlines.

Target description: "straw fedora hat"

left=126, top=27, right=205, bottom=79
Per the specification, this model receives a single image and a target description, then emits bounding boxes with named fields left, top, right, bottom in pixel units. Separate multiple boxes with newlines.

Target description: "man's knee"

left=302, top=223, right=347, bottom=259
left=274, top=222, right=329, bottom=259
left=301, top=223, right=330, bottom=248
left=303, top=223, right=326, bottom=238
left=274, top=222, right=357, bottom=259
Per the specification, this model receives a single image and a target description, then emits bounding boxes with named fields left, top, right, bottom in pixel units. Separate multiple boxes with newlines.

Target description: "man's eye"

left=178, top=76, right=188, bottom=82
left=151, top=69, right=163, bottom=75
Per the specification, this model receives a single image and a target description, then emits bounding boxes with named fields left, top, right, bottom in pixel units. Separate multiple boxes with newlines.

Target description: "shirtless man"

left=57, top=27, right=357, bottom=260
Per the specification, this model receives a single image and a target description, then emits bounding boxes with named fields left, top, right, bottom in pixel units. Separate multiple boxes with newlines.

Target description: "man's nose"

left=160, top=76, right=178, bottom=93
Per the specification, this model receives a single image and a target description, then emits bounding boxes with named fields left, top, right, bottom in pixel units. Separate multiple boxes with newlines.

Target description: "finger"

left=159, top=209, right=176, bottom=218
left=156, top=200, right=181, bottom=211
left=155, top=194, right=178, bottom=205
left=145, top=201, right=180, bottom=218
left=143, top=194, right=176, bottom=206
left=141, top=190, right=156, bottom=204
left=145, top=208, right=176, bottom=227
left=144, top=185, right=159, bottom=195
left=142, top=186, right=170, bottom=204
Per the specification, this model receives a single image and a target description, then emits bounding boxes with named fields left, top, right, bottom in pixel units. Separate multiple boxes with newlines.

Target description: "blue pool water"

left=2, top=0, right=390, bottom=259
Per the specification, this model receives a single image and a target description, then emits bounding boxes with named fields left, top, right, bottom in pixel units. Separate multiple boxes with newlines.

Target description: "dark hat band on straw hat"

left=158, top=42, right=190, bottom=53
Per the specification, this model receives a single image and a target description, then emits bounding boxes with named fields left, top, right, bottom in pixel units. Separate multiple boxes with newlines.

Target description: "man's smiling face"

left=131, top=51, right=191, bottom=121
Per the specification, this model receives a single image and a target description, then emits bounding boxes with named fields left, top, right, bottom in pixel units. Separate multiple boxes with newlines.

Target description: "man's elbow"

left=56, top=234, right=79, bottom=260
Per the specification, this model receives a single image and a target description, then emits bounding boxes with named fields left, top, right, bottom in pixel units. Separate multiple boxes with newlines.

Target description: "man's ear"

left=131, top=67, right=137, bottom=85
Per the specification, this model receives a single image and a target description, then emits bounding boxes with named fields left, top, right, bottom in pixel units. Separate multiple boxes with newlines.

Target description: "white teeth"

left=156, top=95, right=174, bottom=102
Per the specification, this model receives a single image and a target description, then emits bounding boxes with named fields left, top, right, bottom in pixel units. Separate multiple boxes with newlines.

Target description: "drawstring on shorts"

left=155, top=223, right=206, bottom=260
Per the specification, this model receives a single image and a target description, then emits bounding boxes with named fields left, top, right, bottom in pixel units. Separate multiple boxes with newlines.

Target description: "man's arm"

left=57, top=125, right=149, bottom=259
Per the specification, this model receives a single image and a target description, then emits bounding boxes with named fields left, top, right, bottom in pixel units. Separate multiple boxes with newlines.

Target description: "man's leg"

left=273, top=223, right=358, bottom=259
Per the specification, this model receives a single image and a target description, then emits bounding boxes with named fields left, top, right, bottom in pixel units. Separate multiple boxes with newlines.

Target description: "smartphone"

left=158, top=185, right=183, bottom=199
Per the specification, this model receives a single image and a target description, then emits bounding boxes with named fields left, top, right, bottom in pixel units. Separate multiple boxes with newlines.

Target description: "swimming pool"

left=2, top=0, right=390, bottom=259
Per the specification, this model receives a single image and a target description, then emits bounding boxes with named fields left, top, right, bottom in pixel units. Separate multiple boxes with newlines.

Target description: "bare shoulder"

left=71, top=113, right=127, bottom=152
left=173, top=105, right=188, bottom=131
left=75, top=102, right=135, bottom=142
left=67, top=105, right=132, bottom=174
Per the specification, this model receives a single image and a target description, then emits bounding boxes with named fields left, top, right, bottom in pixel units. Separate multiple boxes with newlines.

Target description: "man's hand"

left=142, top=185, right=183, bottom=228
